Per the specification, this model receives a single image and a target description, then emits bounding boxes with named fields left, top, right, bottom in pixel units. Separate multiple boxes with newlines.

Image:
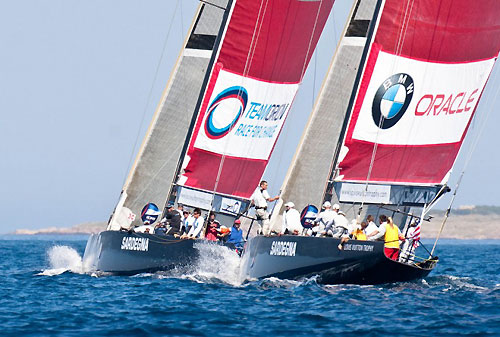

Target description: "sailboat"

left=240, top=0, right=500, bottom=284
left=83, top=0, right=335, bottom=274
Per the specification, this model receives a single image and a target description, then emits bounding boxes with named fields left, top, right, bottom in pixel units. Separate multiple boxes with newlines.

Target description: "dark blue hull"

left=83, top=231, right=234, bottom=275
left=84, top=231, right=436, bottom=284
left=240, top=235, right=437, bottom=285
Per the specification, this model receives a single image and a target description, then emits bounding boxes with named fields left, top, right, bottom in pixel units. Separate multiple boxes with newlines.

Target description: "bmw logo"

left=372, top=73, right=414, bottom=129
left=204, top=86, right=248, bottom=139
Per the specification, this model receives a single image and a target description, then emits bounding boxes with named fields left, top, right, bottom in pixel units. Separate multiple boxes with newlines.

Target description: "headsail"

left=336, top=0, right=500, bottom=190
left=278, top=0, right=500, bottom=213
left=108, top=2, right=230, bottom=229
left=175, top=0, right=335, bottom=208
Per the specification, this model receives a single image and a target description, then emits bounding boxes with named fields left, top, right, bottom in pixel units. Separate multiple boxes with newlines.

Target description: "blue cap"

left=167, top=202, right=175, bottom=208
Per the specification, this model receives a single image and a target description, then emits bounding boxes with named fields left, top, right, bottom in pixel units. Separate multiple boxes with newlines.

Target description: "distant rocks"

left=421, top=214, right=499, bottom=239
left=14, top=222, right=107, bottom=235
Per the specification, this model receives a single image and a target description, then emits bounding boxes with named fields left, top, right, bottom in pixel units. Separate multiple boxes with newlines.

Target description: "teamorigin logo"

left=372, top=73, right=414, bottom=129
left=204, top=86, right=248, bottom=139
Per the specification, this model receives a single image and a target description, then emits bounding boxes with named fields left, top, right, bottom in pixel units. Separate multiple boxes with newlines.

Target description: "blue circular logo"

left=141, top=203, right=160, bottom=224
left=205, top=86, right=248, bottom=139
left=372, top=73, right=414, bottom=129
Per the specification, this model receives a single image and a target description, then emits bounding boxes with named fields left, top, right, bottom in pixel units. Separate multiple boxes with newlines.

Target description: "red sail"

left=179, top=0, right=335, bottom=198
left=338, top=0, right=500, bottom=185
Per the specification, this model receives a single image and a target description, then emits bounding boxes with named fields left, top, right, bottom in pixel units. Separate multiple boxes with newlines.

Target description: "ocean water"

left=0, top=236, right=498, bottom=336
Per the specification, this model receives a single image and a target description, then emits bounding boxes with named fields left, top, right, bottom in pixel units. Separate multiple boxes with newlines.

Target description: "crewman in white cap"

left=250, top=180, right=280, bottom=235
left=310, top=201, right=337, bottom=236
left=281, top=202, right=302, bottom=235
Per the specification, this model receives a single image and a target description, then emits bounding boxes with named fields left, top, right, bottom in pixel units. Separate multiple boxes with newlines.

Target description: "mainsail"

left=278, top=0, right=500, bottom=213
left=175, top=0, right=335, bottom=210
left=109, top=2, right=230, bottom=229
left=276, top=0, right=381, bottom=212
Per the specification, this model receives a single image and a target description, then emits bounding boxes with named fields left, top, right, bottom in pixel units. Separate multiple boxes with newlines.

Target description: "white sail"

left=109, top=1, right=230, bottom=229
left=273, top=0, right=380, bottom=218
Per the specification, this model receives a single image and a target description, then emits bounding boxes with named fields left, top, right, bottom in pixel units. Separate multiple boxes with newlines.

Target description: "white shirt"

left=315, top=209, right=336, bottom=226
left=365, top=221, right=378, bottom=236
left=187, top=216, right=204, bottom=238
left=333, top=213, right=349, bottom=229
left=371, top=222, right=402, bottom=240
left=250, top=187, right=270, bottom=208
left=282, top=208, right=302, bottom=234
left=184, top=215, right=194, bottom=227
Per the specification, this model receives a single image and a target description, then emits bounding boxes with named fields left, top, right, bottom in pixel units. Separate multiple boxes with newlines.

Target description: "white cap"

left=332, top=203, right=340, bottom=210
left=284, top=201, right=295, bottom=208
left=322, top=201, right=331, bottom=208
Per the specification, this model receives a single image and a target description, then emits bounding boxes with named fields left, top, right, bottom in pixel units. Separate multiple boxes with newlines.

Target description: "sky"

left=1, top=0, right=499, bottom=233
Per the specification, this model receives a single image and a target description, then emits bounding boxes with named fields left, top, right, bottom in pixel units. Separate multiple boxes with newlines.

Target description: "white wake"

left=158, top=241, right=244, bottom=286
left=39, top=245, right=85, bottom=276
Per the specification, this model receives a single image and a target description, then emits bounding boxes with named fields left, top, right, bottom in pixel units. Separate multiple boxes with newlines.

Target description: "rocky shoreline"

left=14, top=222, right=106, bottom=235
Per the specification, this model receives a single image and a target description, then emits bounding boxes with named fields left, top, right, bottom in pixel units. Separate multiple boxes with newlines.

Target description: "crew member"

left=164, top=203, right=181, bottom=236
left=364, top=215, right=378, bottom=237
left=367, top=215, right=404, bottom=260
left=227, top=219, right=244, bottom=249
left=183, top=208, right=204, bottom=239
left=281, top=202, right=302, bottom=235
left=311, top=201, right=336, bottom=236
left=205, top=211, right=220, bottom=241
left=400, top=220, right=419, bottom=262
left=250, top=180, right=279, bottom=235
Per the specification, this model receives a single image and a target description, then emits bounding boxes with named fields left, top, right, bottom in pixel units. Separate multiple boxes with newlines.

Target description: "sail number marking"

left=270, top=241, right=297, bottom=257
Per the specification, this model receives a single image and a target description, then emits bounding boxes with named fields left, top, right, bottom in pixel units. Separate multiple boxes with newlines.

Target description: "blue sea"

left=0, top=235, right=498, bottom=336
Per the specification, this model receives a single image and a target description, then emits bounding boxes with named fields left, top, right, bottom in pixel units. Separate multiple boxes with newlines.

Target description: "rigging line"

left=180, top=0, right=184, bottom=42
left=358, top=0, right=413, bottom=214
left=167, top=0, right=234, bottom=207
left=211, top=0, right=269, bottom=199
left=462, top=78, right=500, bottom=169
left=430, top=66, right=500, bottom=256
left=394, top=0, right=414, bottom=58
left=129, top=143, right=184, bottom=206
left=388, top=0, right=415, bottom=176
left=429, top=172, right=462, bottom=256
left=121, top=0, right=181, bottom=189
left=323, top=0, right=386, bottom=205
left=312, top=49, right=317, bottom=109
left=269, top=0, right=326, bottom=186
left=308, top=0, right=329, bottom=108
left=299, top=0, right=325, bottom=81
left=358, top=94, right=385, bottom=214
